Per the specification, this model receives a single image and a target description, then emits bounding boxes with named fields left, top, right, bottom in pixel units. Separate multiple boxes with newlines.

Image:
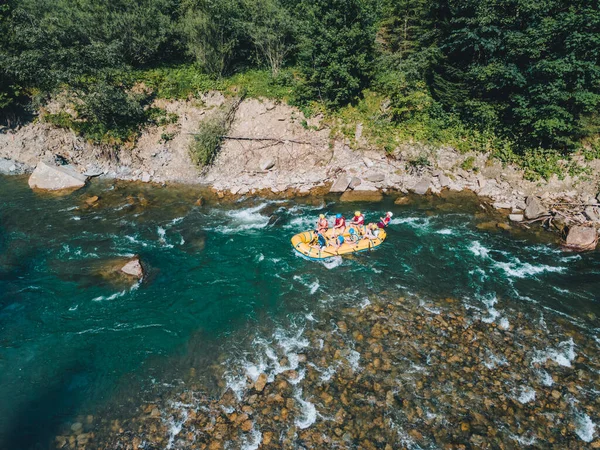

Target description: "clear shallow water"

left=0, top=176, right=599, bottom=448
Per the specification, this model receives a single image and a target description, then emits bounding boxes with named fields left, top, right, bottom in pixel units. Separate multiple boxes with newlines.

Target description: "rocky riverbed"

left=52, top=291, right=599, bottom=450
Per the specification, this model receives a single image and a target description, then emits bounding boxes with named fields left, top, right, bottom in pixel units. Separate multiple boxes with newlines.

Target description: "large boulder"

left=329, top=174, right=351, bottom=193
left=411, top=178, right=431, bottom=195
left=28, top=161, right=88, bottom=192
left=348, top=177, right=362, bottom=189
left=564, top=226, right=598, bottom=251
left=524, top=196, right=547, bottom=220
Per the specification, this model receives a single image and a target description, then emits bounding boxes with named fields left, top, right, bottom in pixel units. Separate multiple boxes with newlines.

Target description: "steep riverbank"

left=2, top=94, right=600, bottom=213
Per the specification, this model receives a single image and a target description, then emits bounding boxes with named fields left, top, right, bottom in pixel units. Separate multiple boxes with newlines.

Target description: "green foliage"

left=189, top=112, right=229, bottom=166
left=180, top=0, right=248, bottom=77
left=43, top=81, right=150, bottom=144
left=243, top=0, right=296, bottom=77
left=429, top=0, right=600, bottom=152
left=460, top=156, right=475, bottom=171
left=294, top=0, right=377, bottom=107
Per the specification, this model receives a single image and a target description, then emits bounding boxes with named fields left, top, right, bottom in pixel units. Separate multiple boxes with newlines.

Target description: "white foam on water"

left=216, top=203, right=271, bottom=234
left=494, top=257, right=565, bottom=278
left=391, top=216, right=431, bottom=228
left=498, top=317, right=510, bottom=330
left=256, top=253, right=265, bottom=262
left=483, top=351, right=508, bottom=369
left=165, top=402, right=189, bottom=450
left=305, top=312, right=316, bottom=322
left=371, top=267, right=382, bottom=273
left=309, top=281, right=320, bottom=295
left=436, top=228, right=453, bottom=235
left=517, top=386, right=536, bottom=404
left=71, top=216, right=81, bottom=221
left=481, top=294, right=500, bottom=324
left=510, top=433, right=537, bottom=446
left=169, top=216, right=184, bottom=226
left=240, top=424, right=262, bottom=450
left=69, top=305, right=78, bottom=311
left=574, top=411, right=596, bottom=442
left=532, top=338, right=576, bottom=367
left=346, top=349, right=361, bottom=371
left=359, top=298, right=371, bottom=309
left=469, top=240, right=490, bottom=258
left=419, top=300, right=440, bottom=314
left=322, top=256, right=343, bottom=270
left=537, top=369, right=554, bottom=387
left=92, top=280, right=140, bottom=302
left=157, top=226, right=174, bottom=248
left=124, top=235, right=148, bottom=247
left=294, top=389, right=317, bottom=429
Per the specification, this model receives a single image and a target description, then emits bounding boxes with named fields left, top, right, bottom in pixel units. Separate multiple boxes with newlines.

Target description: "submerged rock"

left=340, top=189, right=383, bottom=202
left=28, top=161, right=88, bottom=192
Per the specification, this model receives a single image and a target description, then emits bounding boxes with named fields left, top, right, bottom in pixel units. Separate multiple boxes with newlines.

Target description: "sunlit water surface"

left=0, top=176, right=598, bottom=448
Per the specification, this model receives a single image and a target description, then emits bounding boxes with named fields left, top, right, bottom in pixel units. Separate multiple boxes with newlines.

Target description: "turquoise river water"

left=0, top=175, right=598, bottom=449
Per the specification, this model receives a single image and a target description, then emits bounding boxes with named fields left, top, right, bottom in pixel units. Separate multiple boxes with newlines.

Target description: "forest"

left=1, top=0, right=599, bottom=178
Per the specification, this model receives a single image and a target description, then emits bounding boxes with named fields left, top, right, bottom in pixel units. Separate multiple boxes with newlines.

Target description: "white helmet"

left=387, top=211, right=393, bottom=217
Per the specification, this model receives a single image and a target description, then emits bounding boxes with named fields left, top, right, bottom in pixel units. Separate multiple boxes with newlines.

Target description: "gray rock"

left=438, top=174, right=451, bottom=188
left=584, top=206, right=600, bottom=223
left=365, top=173, right=385, bottom=183
left=515, top=200, right=528, bottom=211
left=524, top=196, right=547, bottom=219
left=121, top=258, right=144, bottom=279
left=260, top=158, right=275, bottom=171
left=411, top=178, right=431, bottom=195
left=565, top=226, right=597, bottom=249
left=329, top=175, right=351, bottom=193
left=363, top=157, right=374, bottom=168
left=348, top=177, right=362, bottom=189
left=141, top=172, right=151, bottom=183
left=493, top=202, right=512, bottom=210
left=509, top=214, right=524, bottom=222
left=28, top=161, right=88, bottom=192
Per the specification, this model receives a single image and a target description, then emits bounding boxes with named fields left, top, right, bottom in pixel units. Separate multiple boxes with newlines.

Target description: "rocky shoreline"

left=2, top=94, right=600, bottom=249
left=51, top=292, right=600, bottom=449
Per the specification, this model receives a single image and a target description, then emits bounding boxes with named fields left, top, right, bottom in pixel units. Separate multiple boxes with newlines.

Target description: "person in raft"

left=364, top=223, right=380, bottom=240
left=350, top=211, right=365, bottom=234
left=333, top=234, right=345, bottom=250
left=378, top=211, right=393, bottom=228
left=312, top=230, right=328, bottom=249
left=316, top=214, right=328, bottom=234
left=347, top=227, right=359, bottom=245
left=333, top=213, right=346, bottom=236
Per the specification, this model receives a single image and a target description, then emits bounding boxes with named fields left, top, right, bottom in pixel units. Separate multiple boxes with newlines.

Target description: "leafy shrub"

left=189, top=112, right=229, bottom=166
left=460, top=156, right=476, bottom=171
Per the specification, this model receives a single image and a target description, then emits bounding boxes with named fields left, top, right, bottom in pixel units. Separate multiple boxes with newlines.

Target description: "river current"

left=0, top=176, right=598, bottom=449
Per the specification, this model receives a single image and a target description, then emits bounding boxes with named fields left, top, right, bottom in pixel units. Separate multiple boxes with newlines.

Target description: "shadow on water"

left=0, top=361, right=92, bottom=450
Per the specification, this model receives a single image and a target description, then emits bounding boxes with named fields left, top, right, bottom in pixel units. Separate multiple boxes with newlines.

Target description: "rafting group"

left=291, top=211, right=392, bottom=259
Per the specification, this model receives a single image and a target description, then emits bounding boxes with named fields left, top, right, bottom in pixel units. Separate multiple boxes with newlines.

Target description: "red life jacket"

left=335, top=217, right=345, bottom=227
left=383, top=216, right=390, bottom=225
left=354, top=215, right=364, bottom=225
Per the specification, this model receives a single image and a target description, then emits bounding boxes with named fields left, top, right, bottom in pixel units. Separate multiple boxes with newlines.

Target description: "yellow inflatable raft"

left=291, top=228, right=387, bottom=260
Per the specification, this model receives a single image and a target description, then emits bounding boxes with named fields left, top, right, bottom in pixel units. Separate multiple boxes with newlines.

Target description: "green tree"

left=430, top=0, right=600, bottom=151
left=243, top=0, right=296, bottom=78
left=295, top=0, right=377, bottom=106
left=180, top=0, right=248, bottom=77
